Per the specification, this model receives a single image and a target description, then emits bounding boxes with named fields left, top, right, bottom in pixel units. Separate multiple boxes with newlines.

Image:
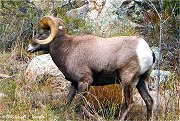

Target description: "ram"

left=27, top=16, right=155, bottom=120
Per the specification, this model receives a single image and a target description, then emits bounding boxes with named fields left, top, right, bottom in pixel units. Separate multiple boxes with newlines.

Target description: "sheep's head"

left=35, top=16, right=67, bottom=45
left=27, top=16, right=67, bottom=52
left=26, top=30, right=49, bottom=52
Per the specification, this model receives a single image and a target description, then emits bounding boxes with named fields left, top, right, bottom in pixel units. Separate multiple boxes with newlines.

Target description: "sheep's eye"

left=31, top=41, right=38, bottom=46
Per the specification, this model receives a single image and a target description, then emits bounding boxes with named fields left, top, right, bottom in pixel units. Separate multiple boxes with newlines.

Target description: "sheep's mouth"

left=26, top=44, right=35, bottom=53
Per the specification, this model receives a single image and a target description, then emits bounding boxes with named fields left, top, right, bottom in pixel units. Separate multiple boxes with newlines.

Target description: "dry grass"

left=0, top=50, right=179, bottom=120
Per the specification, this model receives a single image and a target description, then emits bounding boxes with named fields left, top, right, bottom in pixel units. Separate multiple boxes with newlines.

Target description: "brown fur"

left=27, top=16, right=154, bottom=121
left=49, top=34, right=140, bottom=82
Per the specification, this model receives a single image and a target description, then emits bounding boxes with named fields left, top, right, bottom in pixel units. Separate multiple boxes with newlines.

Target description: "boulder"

left=25, top=54, right=65, bottom=80
left=149, top=70, right=172, bottom=91
left=66, top=0, right=143, bottom=36
left=151, top=46, right=160, bottom=64
left=25, top=54, right=70, bottom=106
left=0, top=74, right=14, bottom=78
left=150, top=70, right=171, bottom=83
left=134, top=90, right=172, bottom=109
left=32, top=0, right=145, bottom=36
left=0, top=92, right=5, bottom=101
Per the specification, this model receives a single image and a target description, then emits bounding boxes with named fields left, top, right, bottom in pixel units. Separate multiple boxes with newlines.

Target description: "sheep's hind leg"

left=119, top=69, right=137, bottom=121
left=120, top=83, right=134, bottom=121
left=136, top=71, right=153, bottom=121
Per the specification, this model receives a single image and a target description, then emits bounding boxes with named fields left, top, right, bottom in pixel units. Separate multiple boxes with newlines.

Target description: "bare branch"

left=147, top=0, right=164, bottom=121
left=163, top=16, right=170, bottom=24
left=148, top=0, right=161, bottom=19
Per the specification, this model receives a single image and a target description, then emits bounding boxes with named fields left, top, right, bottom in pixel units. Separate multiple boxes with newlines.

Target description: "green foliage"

left=54, top=6, right=93, bottom=35
left=0, top=0, right=42, bottom=51
left=152, top=0, right=179, bottom=15
left=142, top=0, right=179, bottom=74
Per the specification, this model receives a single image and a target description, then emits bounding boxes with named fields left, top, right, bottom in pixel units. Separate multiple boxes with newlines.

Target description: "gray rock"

left=66, top=0, right=143, bottom=36
left=0, top=74, right=14, bottom=79
left=134, top=90, right=167, bottom=108
left=151, top=46, right=161, bottom=64
left=150, top=70, right=171, bottom=83
left=25, top=54, right=70, bottom=105
left=25, top=54, right=65, bottom=80
left=0, top=93, right=5, bottom=101
left=149, top=70, right=172, bottom=91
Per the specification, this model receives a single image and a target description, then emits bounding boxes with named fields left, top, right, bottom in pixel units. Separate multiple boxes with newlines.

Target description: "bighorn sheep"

left=27, top=16, right=155, bottom=120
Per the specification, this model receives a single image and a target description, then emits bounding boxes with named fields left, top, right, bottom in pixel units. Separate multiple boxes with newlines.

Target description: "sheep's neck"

left=49, top=34, right=73, bottom=74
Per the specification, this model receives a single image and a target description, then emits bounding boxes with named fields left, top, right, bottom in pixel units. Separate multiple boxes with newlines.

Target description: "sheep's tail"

left=152, top=51, right=156, bottom=64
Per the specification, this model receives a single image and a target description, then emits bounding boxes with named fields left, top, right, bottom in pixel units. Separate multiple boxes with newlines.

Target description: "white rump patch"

left=136, top=38, right=153, bottom=74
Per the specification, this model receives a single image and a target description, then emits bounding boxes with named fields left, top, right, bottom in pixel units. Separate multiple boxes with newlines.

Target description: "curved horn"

left=35, top=16, right=67, bottom=45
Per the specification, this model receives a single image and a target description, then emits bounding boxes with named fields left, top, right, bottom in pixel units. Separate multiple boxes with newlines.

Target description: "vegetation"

left=0, top=0, right=179, bottom=120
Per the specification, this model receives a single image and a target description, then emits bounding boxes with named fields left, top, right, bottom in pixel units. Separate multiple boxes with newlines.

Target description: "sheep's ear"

left=59, top=26, right=63, bottom=30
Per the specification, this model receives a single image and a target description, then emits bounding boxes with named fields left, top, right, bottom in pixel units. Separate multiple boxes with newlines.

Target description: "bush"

left=0, top=0, right=42, bottom=51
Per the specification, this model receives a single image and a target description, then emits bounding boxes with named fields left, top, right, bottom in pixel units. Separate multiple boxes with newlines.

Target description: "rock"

left=25, top=54, right=65, bottom=80
left=66, top=4, right=89, bottom=19
left=32, top=0, right=144, bottom=36
left=32, top=1, right=61, bottom=12
left=150, top=70, right=171, bottom=83
left=25, top=54, right=70, bottom=106
left=151, top=46, right=160, bottom=64
left=0, top=93, right=5, bottom=101
left=150, top=46, right=172, bottom=90
left=0, top=74, right=14, bottom=79
left=150, top=70, right=172, bottom=90
left=134, top=91, right=167, bottom=108
left=66, top=0, right=143, bottom=36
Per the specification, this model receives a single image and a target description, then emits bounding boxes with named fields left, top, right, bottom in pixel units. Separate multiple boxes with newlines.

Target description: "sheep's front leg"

left=66, top=82, right=78, bottom=105
left=66, top=76, right=92, bottom=106
left=75, top=73, right=104, bottom=120
left=75, top=74, right=93, bottom=105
